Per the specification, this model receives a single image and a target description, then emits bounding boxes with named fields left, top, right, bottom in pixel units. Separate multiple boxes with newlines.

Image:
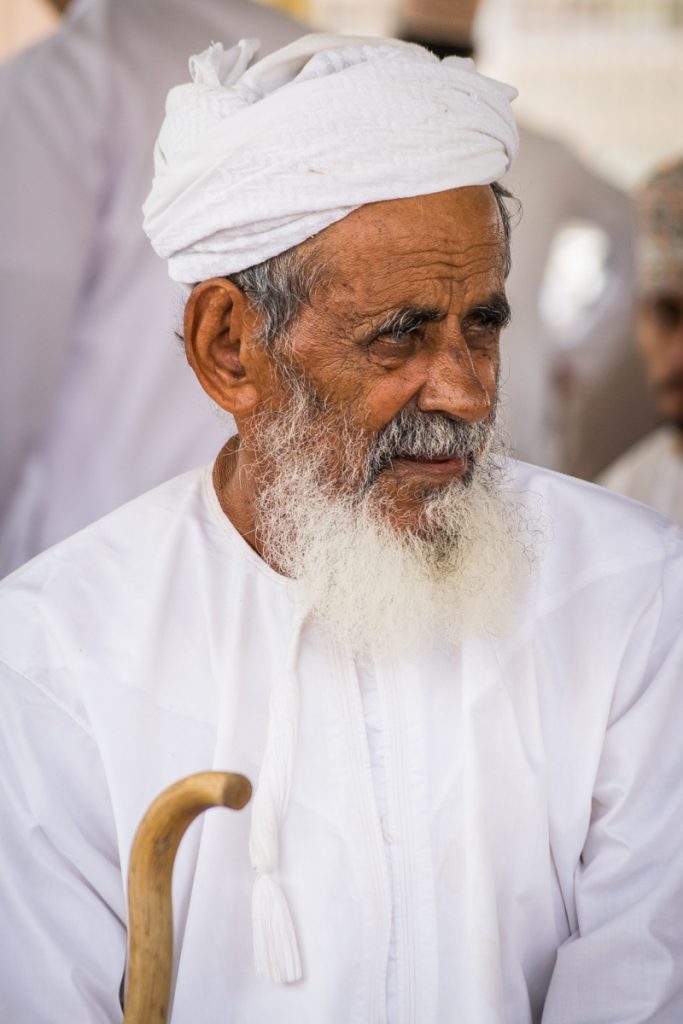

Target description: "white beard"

left=250, top=372, right=537, bottom=656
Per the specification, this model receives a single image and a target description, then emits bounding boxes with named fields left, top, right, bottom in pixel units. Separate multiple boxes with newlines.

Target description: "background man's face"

left=637, top=289, right=683, bottom=429
left=264, top=186, right=509, bottom=531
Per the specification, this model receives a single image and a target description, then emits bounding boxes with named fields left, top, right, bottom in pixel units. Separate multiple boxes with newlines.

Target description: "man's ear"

left=183, top=278, right=266, bottom=417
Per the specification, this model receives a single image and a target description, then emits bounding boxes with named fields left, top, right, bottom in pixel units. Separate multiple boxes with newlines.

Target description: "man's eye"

left=648, top=296, right=683, bottom=330
left=386, top=327, right=419, bottom=344
left=366, top=324, right=421, bottom=364
left=465, top=321, right=501, bottom=346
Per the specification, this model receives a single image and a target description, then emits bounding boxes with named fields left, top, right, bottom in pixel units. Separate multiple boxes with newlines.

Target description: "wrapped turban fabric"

left=142, top=33, right=518, bottom=288
left=636, top=158, right=683, bottom=296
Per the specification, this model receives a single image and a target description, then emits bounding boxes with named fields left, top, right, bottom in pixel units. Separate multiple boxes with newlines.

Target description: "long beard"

left=246, top=364, right=536, bottom=655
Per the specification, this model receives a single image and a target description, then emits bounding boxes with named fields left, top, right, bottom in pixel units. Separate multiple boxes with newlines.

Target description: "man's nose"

left=416, top=344, right=493, bottom=423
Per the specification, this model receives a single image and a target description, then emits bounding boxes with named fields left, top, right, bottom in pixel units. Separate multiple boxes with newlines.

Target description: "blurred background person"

left=0, top=0, right=299, bottom=577
left=599, top=160, right=683, bottom=524
left=0, top=0, right=60, bottom=58
left=399, top=0, right=651, bottom=479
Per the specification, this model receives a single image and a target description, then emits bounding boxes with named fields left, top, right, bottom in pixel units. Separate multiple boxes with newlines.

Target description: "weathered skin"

left=183, top=185, right=508, bottom=549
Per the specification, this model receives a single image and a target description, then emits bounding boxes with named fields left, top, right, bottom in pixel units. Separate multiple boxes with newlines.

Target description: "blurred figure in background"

left=0, top=0, right=298, bottom=577
left=599, top=159, right=683, bottom=525
left=400, top=0, right=651, bottom=479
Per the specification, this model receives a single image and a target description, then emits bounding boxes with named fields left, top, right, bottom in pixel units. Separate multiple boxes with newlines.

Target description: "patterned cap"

left=637, top=158, right=683, bottom=295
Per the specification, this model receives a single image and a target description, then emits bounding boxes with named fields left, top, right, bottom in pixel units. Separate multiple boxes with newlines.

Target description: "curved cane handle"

left=123, top=771, right=252, bottom=1024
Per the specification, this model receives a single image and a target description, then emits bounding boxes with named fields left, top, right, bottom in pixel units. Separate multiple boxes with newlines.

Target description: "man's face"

left=637, top=289, right=683, bottom=429
left=226, top=185, right=526, bottom=649
left=256, top=186, right=509, bottom=533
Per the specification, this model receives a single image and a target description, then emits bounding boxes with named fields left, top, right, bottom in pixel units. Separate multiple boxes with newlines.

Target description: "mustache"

left=365, top=408, right=495, bottom=487
left=655, top=372, right=683, bottom=395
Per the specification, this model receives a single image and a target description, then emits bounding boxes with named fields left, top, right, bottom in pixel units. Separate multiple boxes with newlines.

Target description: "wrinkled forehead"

left=314, top=186, right=507, bottom=313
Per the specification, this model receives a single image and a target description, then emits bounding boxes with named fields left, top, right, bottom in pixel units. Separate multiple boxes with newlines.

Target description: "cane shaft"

left=123, top=771, right=251, bottom=1024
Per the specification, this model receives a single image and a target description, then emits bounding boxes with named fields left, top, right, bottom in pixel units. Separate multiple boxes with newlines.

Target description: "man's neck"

left=212, top=437, right=262, bottom=556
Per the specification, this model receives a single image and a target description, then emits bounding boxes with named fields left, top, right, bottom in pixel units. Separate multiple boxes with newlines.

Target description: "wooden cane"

left=123, top=771, right=252, bottom=1024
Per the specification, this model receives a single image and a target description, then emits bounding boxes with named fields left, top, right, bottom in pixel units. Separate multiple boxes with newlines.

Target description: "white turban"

left=143, top=33, right=518, bottom=288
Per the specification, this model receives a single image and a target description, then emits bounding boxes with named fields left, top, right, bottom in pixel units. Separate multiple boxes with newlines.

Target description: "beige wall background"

left=2, top=0, right=681, bottom=188
left=475, top=0, right=683, bottom=189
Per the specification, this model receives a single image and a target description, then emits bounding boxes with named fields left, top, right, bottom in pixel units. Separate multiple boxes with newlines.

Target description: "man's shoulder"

left=0, top=465, right=235, bottom=654
left=0, top=464, right=254, bottom=718
left=2, top=466, right=208, bottom=587
left=1, top=458, right=235, bottom=581
left=509, top=458, right=683, bottom=580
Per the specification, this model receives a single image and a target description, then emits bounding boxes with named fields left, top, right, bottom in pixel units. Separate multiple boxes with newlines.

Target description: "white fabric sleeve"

left=0, top=37, right=100, bottom=515
left=542, top=546, right=683, bottom=1022
left=0, top=662, right=126, bottom=1023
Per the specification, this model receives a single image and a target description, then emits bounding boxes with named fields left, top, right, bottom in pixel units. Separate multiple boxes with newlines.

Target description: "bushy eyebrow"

left=374, top=306, right=444, bottom=336
left=371, top=293, right=510, bottom=337
left=461, top=292, right=511, bottom=329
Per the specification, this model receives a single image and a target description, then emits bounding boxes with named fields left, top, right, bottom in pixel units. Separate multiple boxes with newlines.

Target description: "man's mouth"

left=390, top=454, right=469, bottom=481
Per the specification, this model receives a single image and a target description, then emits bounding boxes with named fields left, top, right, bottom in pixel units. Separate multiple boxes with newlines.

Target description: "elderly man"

left=599, top=159, right=683, bottom=524
left=0, top=35, right=682, bottom=1024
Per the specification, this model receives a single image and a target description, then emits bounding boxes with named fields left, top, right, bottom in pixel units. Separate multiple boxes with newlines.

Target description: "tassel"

left=252, top=872, right=302, bottom=984
left=248, top=603, right=308, bottom=985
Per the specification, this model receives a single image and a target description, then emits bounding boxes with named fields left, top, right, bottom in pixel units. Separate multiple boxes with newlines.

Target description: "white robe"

left=0, top=0, right=298, bottom=577
left=0, top=461, right=682, bottom=1023
left=598, top=426, right=683, bottom=527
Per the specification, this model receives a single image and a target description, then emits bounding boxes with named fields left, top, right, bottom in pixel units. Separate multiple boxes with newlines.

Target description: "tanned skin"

left=183, top=186, right=509, bottom=559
